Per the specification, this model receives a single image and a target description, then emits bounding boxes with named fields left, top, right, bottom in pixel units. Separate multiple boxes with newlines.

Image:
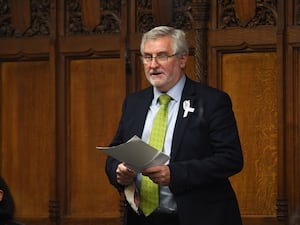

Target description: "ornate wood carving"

left=192, top=0, right=210, bottom=83
left=81, top=0, right=101, bottom=31
left=136, top=0, right=193, bottom=33
left=218, top=0, right=278, bottom=28
left=276, top=198, right=288, bottom=221
left=66, top=0, right=121, bottom=35
left=0, top=0, right=50, bottom=37
left=49, top=200, right=60, bottom=223
left=234, top=0, right=256, bottom=26
left=11, top=0, right=31, bottom=34
left=153, top=0, right=173, bottom=26
left=296, top=0, right=300, bottom=25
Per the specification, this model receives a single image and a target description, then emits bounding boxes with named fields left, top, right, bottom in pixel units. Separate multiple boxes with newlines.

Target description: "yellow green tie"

left=140, top=94, right=171, bottom=216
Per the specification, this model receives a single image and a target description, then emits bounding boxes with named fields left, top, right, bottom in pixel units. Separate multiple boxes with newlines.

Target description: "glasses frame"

left=141, top=53, right=179, bottom=65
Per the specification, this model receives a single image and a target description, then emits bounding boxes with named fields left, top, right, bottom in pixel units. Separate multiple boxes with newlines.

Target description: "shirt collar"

left=152, top=75, right=186, bottom=105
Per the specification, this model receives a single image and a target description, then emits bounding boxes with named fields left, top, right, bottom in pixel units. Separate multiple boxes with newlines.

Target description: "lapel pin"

left=183, top=100, right=195, bottom=118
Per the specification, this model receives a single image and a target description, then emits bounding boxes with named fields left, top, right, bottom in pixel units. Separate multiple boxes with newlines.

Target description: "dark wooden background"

left=0, top=1, right=299, bottom=225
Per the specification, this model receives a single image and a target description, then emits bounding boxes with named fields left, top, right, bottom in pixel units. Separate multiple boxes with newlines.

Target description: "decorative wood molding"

left=49, top=200, right=60, bottom=223
left=81, top=0, right=101, bottom=31
left=0, top=51, right=48, bottom=61
left=296, top=0, right=300, bottom=25
left=234, top=0, right=256, bottom=26
left=11, top=0, right=31, bottom=34
left=192, top=0, right=210, bottom=83
left=0, top=0, right=50, bottom=37
left=276, top=198, right=288, bottom=221
left=135, top=0, right=193, bottom=33
left=66, top=0, right=121, bottom=35
left=218, top=0, right=278, bottom=28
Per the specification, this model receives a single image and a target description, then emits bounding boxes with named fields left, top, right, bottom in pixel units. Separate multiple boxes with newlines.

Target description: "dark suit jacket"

left=106, top=77, right=243, bottom=225
left=0, top=220, right=24, bottom=225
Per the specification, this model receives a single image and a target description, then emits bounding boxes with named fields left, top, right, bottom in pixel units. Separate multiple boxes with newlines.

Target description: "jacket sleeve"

left=105, top=98, right=129, bottom=193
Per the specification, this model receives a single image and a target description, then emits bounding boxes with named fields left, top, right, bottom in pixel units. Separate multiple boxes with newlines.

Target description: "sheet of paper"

left=96, top=135, right=169, bottom=172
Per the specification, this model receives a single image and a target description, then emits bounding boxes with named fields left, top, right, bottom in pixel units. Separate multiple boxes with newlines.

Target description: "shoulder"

left=185, top=77, right=231, bottom=101
left=11, top=221, right=25, bottom=225
left=0, top=221, right=25, bottom=225
left=126, top=86, right=152, bottom=99
left=123, top=86, right=153, bottom=105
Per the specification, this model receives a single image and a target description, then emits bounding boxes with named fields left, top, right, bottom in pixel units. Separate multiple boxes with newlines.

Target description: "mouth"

left=150, top=70, right=163, bottom=76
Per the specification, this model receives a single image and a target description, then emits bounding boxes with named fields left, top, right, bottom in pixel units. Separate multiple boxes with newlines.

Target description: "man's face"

left=0, top=189, right=3, bottom=201
left=142, top=36, right=187, bottom=92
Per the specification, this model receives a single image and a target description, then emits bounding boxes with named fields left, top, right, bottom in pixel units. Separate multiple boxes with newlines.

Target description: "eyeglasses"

left=141, top=53, right=178, bottom=64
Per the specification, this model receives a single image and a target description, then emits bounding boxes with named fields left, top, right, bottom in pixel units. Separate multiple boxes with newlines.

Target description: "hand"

left=142, top=165, right=170, bottom=186
left=116, top=163, right=136, bottom=186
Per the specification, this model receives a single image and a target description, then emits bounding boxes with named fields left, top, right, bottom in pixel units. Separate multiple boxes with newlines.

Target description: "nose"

left=149, top=57, right=160, bottom=68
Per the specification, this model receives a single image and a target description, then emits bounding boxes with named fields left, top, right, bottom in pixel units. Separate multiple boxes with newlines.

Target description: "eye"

left=144, top=55, right=152, bottom=59
left=156, top=54, right=169, bottom=60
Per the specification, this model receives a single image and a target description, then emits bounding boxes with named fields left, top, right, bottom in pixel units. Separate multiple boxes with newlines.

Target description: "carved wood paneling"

left=81, top=0, right=101, bottom=31
left=11, top=0, right=31, bottom=33
left=294, top=50, right=300, bottom=224
left=295, top=50, right=300, bottom=224
left=285, top=47, right=300, bottom=224
left=223, top=52, right=278, bottom=216
left=0, top=1, right=299, bottom=225
left=209, top=3, right=289, bottom=222
left=296, top=0, right=300, bottom=25
left=234, top=0, right=256, bottom=26
left=65, top=0, right=122, bottom=35
left=191, top=0, right=210, bottom=82
left=135, top=0, right=193, bottom=33
left=1, top=61, right=55, bottom=219
left=68, top=58, right=124, bottom=218
left=218, top=0, right=277, bottom=28
left=0, top=0, right=50, bottom=37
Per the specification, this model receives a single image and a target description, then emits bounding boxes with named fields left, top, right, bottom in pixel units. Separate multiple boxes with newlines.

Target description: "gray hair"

left=140, top=26, right=189, bottom=56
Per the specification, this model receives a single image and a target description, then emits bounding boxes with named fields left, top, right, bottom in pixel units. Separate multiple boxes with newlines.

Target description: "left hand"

left=142, top=165, right=170, bottom=186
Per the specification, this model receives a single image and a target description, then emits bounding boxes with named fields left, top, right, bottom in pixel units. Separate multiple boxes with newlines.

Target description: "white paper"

left=124, top=183, right=139, bottom=213
left=96, top=135, right=169, bottom=172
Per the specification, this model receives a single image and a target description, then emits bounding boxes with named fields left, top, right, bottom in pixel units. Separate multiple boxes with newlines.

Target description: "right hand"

left=116, top=163, right=136, bottom=186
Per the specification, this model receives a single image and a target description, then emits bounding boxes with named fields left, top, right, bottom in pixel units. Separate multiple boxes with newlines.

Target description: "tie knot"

left=159, top=94, right=171, bottom=105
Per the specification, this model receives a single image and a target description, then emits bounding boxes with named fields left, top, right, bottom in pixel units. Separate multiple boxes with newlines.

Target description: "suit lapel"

left=134, top=88, right=154, bottom=137
left=170, top=78, right=198, bottom=160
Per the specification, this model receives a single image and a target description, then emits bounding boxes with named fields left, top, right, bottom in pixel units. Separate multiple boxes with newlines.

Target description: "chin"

left=151, top=80, right=164, bottom=87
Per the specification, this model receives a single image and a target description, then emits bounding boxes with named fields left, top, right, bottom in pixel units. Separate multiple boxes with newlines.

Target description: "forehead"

left=143, top=36, right=173, bottom=53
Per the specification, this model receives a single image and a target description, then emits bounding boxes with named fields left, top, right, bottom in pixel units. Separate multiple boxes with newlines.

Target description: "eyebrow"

left=143, top=51, right=169, bottom=56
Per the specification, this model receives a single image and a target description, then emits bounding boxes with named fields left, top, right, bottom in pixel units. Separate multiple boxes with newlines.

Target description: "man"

left=0, top=176, right=24, bottom=225
left=105, top=26, right=243, bottom=225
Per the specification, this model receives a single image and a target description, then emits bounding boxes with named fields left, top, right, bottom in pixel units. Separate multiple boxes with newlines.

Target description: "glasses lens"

left=142, top=53, right=177, bottom=64
left=141, top=56, right=151, bottom=64
left=156, top=54, right=168, bottom=63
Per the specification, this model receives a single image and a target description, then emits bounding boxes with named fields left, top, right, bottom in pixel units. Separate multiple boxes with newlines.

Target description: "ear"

left=0, top=190, right=3, bottom=201
left=179, top=53, right=188, bottom=69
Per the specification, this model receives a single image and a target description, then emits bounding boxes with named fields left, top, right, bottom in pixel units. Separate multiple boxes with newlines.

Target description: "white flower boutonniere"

left=183, top=100, right=195, bottom=118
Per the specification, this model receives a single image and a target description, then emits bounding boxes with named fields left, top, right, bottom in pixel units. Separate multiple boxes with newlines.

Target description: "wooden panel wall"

left=208, top=0, right=298, bottom=224
left=0, top=1, right=299, bottom=225
left=286, top=0, right=300, bottom=222
left=1, top=1, right=195, bottom=224
left=223, top=52, right=278, bottom=215
left=208, top=1, right=282, bottom=223
left=68, top=58, right=124, bottom=218
left=1, top=61, right=55, bottom=224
